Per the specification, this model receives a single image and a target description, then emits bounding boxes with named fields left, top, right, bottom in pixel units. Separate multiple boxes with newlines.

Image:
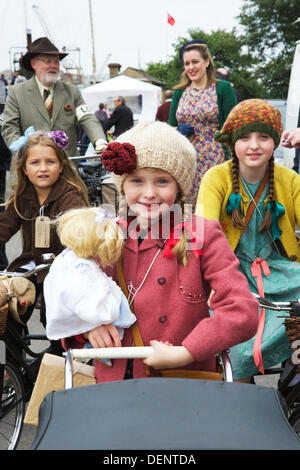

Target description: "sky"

left=0, top=0, right=244, bottom=79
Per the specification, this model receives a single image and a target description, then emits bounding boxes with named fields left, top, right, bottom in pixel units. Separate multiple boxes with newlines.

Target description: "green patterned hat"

left=215, top=99, right=283, bottom=149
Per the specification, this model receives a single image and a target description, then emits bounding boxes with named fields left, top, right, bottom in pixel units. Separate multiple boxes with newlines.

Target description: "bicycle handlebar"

left=64, top=348, right=234, bottom=388
left=68, top=346, right=183, bottom=360
left=69, top=154, right=101, bottom=160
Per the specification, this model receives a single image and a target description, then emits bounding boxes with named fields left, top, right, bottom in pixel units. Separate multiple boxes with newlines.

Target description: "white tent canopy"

left=82, top=75, right=162, bottom=122
left=284, top=41, right=300, bottom=168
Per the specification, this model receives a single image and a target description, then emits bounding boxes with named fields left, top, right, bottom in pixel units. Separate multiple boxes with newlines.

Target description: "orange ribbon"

left=251, top=257, right=271, bottom=374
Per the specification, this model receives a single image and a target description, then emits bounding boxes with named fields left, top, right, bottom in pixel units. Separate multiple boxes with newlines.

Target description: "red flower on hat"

left=102, top=142, right=137, bottom=175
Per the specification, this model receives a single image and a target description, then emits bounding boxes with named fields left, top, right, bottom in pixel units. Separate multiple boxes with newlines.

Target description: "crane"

left=31, top=4, right=85, bottom=84
left=97, top=53, right=112, bottom=80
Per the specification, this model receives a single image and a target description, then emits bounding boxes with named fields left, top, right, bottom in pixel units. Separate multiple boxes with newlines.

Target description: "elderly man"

left=1, top=37, right=107, bottom=156
left=103, top=96, right=133, bottom=138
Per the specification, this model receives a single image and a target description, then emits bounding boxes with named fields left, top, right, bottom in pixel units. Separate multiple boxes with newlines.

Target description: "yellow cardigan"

left=196, top=160, right=300, bottom=262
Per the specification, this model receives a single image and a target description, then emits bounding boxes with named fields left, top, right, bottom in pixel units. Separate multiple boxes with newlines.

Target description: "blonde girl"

left=62, top=121, right=258, bottom=384
left=0, top=128, right=88, bottom=354
left=44, top=207, right=136, bottom=347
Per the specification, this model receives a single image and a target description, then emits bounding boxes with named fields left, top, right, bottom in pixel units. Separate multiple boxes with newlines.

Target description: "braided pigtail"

left=259, top=156, right=274, bottom=233
left=231, top=153, right=245, bottom=229
left=118, top=194, right=128, bottom=220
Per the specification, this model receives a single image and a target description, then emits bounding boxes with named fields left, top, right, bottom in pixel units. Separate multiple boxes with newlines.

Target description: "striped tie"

left=43, top=89, right=53, bottom=118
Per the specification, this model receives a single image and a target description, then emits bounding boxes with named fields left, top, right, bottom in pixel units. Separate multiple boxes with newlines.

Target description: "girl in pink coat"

left=63, top=121, right=258, bottom=382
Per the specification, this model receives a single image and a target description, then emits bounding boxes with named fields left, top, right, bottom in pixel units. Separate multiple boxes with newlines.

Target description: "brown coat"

left=0, top=177, right=86, bottom=282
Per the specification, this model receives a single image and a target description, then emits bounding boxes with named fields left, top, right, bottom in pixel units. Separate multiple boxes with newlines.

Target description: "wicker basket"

left=0, top=303, right=9, bottom=335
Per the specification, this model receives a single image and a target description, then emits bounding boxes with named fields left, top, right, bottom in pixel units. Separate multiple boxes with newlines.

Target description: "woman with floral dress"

left=168, top=40, right=237, bottom=211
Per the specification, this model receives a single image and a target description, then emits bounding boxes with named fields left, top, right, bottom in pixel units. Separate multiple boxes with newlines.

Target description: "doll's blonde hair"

left=55, top=207, right=124, bottom=267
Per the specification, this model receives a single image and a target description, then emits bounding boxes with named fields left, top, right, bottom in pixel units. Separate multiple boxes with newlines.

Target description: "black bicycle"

left=0, top=254, right=54, bottom=450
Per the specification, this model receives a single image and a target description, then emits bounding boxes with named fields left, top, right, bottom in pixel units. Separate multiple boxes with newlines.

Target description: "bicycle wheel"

left=0, top=361, right=25, bottom=450
left=289, top=407, right=300, bottom=437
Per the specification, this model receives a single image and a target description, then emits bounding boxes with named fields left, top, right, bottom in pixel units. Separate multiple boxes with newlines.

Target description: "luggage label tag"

left=35, top=206, right=50, bottom=248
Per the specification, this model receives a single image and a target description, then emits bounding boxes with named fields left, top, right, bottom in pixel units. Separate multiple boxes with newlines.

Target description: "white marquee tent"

left=82, top=75, right=162, bottom=123
left=284, top=41, right=300, bottom=168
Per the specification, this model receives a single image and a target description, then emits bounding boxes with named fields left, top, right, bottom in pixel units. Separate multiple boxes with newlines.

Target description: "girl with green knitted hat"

left=197, top=98, right=300, bottom=385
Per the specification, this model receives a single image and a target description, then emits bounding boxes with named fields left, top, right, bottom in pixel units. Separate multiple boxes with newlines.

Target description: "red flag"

left=167, top=12, right=175, bottom=26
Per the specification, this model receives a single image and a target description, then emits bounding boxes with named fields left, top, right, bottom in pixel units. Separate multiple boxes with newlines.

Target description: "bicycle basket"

left=283, top=311, right=300, bottom=374
left=0, top=303, right=9, bottom=335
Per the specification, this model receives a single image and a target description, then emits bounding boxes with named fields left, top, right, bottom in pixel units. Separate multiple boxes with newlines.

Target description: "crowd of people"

left=0, top=35, right=300, bottom=393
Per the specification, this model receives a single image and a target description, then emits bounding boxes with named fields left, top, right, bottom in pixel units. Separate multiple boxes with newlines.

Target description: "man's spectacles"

left=35, top=57, right=60, bottom=66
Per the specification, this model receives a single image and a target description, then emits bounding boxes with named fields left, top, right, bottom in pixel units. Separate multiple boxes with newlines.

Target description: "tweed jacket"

left=196, top=160, right=300, bottom=262
left=0, top=177, right=86, bottom=282
left=64, top=215, right=258, bottom=383
left=1, top=77, right=105, bottom=156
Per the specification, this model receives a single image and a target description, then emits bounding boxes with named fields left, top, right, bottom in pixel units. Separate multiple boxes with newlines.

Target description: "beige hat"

left=102, top=121, right=196, bottom=196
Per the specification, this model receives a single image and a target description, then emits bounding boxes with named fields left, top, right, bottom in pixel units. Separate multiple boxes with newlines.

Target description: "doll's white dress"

left=44, top=248, right=136, bottom=341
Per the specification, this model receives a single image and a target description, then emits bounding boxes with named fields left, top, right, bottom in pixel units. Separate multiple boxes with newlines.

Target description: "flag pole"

left=166, top=11, right=169, bottom=85
left=88, top=0, right=96, bottom=85
left=166, top=12, right=175, bottom=87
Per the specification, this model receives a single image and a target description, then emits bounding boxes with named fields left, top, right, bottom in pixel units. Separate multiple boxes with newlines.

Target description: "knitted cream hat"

left=102, top=121, right=196, bottom=196
left=214, top=99, right=283, bottom=149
